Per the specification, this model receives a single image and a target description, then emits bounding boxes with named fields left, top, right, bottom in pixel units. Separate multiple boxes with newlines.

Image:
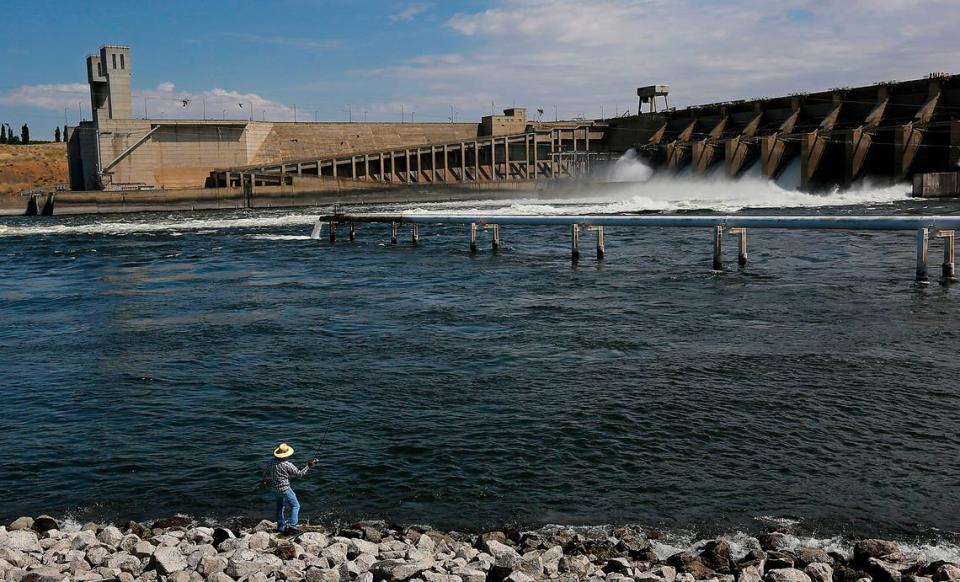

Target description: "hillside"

left=0, top=143, right=69, bottom=194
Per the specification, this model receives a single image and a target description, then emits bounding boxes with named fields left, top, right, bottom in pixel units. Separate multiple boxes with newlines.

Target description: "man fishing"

left=260, top=442, right=317, bottom=535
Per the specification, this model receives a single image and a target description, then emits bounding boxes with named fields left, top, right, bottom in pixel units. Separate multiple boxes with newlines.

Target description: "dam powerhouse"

left=57, top=45, right=960, bottom=213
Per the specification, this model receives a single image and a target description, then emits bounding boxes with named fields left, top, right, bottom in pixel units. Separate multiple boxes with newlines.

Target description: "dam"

left=57, top=45, right=960, bottom=215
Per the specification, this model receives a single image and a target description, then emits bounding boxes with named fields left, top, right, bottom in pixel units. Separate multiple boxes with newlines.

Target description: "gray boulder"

left=118, top=534, right=140, bottom=553
left=701, top=540, right=734, bottom=574
left=485, top=540, right=520, bottom=568
left=69, top=530, right=98, bottom=551
left=766, top=568, right=813, bottom=582
left=806, top=563, right=834, bottom=582
left=97, top=527, right=124, bottom=548
left=85, top=546, right=110, bottom=567
left=20, top=565, right=67, bottom=581
left=560, top=555, right=592, bottom=578
left=133, top=540, right=156, bottom=558
left=8, top=518, right=34, bottom=532
left=855, top=541, right=901, bottom=565
left=198, top=555, right=228, bottom=576
left=248, top=531, right=271, bottom=551
left=739, top=565, right=763, bottom=582
left=933, top=565, right=960, bottom=582
left=451, top=566, right=487, bottom=582
left=668, top=552, right=717, bottom=579
left=150, top=546, right=188, bottom=575
left=3, top=530, right=42, bottom=553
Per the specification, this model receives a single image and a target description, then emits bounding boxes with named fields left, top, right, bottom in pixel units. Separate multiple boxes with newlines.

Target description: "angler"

left=260, top=442, right=317, bottom=535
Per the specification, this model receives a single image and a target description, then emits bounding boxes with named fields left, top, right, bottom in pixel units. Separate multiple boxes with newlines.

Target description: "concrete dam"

left=54, top=45, right=960, bottom=214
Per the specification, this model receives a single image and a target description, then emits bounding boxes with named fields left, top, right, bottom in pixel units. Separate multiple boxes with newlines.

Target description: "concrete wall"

left=481, top=108, right=528, bottom=136
left=81, top=120, right=484, bottom=190
left=97, top=120, right=250, bottom=189
left=248, top=122, right=481, bottom=165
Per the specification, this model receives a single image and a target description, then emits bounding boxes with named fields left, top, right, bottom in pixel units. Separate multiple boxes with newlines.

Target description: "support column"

left=896, top=80, right=941, bottom=180
left=728, top=227, right=748, bottom=266
left=916, top=228, right=929, bottom=282
left=937, top=230, right=956, bottom=281
left=571, top=224, right=581, bottom=263
left=390, top=151, right=397, bottom=183
left=460, top=142, right=466, bottom=182
left=332, top=160, right=337, bottom=179
left=712, top=226, right=723, bottom=271
left=379, top=152, right=385, bottom=182
left=329, top=220, right=337, bottom=243
left=391, top=222, right=398, bottom=245
left=504, top=137, right=510, bottom=181
left=491, top=139, right=497, bottom=180
left=596, top=226, right=604, bottom=260
left=491, top=224, right=500, bottom=251
left=432, top=146, right=439, bottom=183
left=411, top=224, right=420, bottom=245
left=348, top=222, right=356, bottom=241
left=525, top=134, right=531, bottom=180
left=405, top=150, right=411, bottom=183
left=470, top=223, right=478, bottom=254
left=364, top=155, right=371, bottom=181
left=442, top=144, right=449, bottom=182
left=761, top=99, right=801, bottom=179
left=532, top=133, right=539, bottom=180
left=473, top=141, right=479, bottom=181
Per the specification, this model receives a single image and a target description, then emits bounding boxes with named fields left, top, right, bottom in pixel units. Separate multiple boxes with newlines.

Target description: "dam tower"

left=86, top=45, right=132, bottom=123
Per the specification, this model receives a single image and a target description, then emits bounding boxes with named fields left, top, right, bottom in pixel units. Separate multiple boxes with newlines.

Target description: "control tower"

left=86, top=45, right=132, bottom=123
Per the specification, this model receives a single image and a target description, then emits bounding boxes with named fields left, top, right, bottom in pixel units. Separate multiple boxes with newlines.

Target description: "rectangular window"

left=120, top=54, right=125, bottom=70
left=112, top=54, right=117, bottom=69
left=97, top=62, right=102, bottom=77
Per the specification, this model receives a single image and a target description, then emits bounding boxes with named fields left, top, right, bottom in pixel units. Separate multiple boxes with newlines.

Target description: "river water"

left=2, top=175, right=960, bottom=546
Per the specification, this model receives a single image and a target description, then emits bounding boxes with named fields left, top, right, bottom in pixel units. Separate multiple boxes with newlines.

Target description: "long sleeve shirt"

left=263, top=459, right=310, bottom=493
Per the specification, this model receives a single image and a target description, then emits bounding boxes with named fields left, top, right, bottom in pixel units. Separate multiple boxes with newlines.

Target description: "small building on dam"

left=67, top=45, right=960, bottom=198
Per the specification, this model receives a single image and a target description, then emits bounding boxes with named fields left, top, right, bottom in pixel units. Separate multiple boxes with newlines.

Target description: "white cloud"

left=0, top=83, right=89, bottom=110
left=390, top=3, right=430, bottom=22
left=0, top=82, right=297, bottom=122
left=372, top=0, right=960, bottom=119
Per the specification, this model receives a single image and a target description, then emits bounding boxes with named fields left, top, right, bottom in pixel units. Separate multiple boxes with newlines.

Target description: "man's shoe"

left=286, top=527, right=301, bottom=537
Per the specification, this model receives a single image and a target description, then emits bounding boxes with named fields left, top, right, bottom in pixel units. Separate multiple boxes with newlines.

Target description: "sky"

left=1, top=0, right=958, bottom=140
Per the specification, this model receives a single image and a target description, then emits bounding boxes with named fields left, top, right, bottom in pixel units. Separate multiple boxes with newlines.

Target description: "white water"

left=404, top=150, right=912, bottom=216
left=0, top=213, right=321, bottom=238
left=0, top=152, right=916, bottom=238
left=533, top=523, right=960, bottom=565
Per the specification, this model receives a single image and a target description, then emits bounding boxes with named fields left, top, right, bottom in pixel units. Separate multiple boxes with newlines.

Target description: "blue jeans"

left=275, top=488, right=300, bottom=530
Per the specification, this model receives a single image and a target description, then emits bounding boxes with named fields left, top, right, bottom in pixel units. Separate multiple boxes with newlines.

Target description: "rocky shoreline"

left=1, top=515, right=958, bottom=582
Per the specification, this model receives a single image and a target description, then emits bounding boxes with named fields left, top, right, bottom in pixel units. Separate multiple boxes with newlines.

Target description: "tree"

left=21, top=123, right=29, bottom=145
left=0, top=124, right=6, bottom=144
left=54, top=127, right=61, bottom=142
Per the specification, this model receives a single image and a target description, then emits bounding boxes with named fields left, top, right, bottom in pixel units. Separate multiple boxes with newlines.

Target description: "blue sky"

left=2, top=0, right=958, bottom=139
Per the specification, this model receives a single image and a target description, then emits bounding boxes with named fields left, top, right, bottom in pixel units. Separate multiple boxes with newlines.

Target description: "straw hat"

left=273, top=443, right=295, bottom=458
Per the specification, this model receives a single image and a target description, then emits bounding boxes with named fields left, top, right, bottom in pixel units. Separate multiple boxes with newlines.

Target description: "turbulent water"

left=3, top=174, right=960, bottom=553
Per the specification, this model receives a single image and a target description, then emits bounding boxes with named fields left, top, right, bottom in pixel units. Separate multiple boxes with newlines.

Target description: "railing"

left=310, top=213, right=960, bottom=282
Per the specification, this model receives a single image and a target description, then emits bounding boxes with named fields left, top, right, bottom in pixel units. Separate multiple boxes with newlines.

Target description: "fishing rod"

left=255, top=419, right=338, bottom=490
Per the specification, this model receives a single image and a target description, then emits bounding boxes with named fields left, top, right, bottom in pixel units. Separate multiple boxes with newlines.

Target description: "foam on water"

left=403, top=178, right=911, bottom=217
left=0, top=213, right=320, bottom=238
left=401, top=149, right=912, bottom=216
left=248, top=234, right=314, bottom=241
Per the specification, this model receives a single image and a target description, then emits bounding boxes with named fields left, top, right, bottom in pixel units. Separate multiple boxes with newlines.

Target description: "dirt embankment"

left=0, top=143, right=68, bottom=194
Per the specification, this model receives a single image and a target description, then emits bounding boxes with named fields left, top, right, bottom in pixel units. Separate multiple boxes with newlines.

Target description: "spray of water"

left=406, top=150, right=912, bottom=216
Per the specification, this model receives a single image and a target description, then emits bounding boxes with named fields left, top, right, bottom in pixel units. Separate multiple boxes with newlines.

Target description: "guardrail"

left=310, top=213, right=960, bottom=282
